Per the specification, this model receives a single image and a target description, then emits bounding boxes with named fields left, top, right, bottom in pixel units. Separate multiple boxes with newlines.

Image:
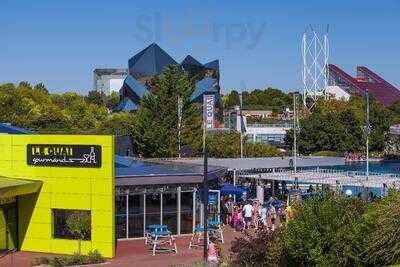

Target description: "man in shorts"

left=242, top=201, right=253, bottom=229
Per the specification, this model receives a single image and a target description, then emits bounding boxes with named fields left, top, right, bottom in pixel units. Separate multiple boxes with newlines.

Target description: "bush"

left=31, top=250, right=106, bottom=266
left=360, top=192, right=400, bottom=266
left=283, top=194, right=366, bottom=267
left=230, top=227, right=279, bottom=266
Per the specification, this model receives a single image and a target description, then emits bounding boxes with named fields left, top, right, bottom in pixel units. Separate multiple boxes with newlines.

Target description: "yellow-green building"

left=0, top=134, right=115, bottom=257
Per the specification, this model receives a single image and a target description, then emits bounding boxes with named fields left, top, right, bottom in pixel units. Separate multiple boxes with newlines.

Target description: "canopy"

left=219, top=184, right=247, bottom=197
left=0, top=177, right=42, bottom=199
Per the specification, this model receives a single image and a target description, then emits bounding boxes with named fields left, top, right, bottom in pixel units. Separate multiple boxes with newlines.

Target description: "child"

left=233, top=206, right=239, bottom=230
left=208, top=237, right=219, bottom=263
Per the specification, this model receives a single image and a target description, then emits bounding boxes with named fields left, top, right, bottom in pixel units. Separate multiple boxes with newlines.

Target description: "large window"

left=145, top=193, right=161, bottom=227
left=128, top=194, right=144, bottom=238
left=163, top=193, right=177, bottom=234
left=53, top=209, right=91, bottom=240
left=181, top=192, right=194, bottom=234
left=115, top=195, right=127, bottom=239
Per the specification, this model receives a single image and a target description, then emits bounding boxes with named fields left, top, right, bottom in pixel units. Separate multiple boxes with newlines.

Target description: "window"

left=53, top=209, right=91, bottom=240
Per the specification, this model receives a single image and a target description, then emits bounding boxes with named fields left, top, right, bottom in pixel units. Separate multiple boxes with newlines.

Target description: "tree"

left=85, top=90, right=107, bottom=106
left=132, top=65, right=201, bottom=157
left=66, top=211, right=91, bottom=255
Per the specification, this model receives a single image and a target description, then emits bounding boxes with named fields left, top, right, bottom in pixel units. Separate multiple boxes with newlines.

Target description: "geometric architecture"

left=93, top=68, right=128, bottom=96
left=327, top=64, right=400, bottom=106
left=116, top=43, right=221, bottom=112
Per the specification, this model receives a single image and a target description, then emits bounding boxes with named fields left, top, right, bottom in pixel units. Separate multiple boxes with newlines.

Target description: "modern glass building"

left=114, top=156, right=225, bottom=239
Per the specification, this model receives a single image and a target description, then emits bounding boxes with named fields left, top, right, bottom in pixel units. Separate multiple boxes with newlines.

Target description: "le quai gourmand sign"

left=27, top=144, right=102, bottom=168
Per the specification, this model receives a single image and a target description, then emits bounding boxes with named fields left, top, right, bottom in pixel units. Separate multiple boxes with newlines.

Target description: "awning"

left=0, top=177, right=42, bottom=199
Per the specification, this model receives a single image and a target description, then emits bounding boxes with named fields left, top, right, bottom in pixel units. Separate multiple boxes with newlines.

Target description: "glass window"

left=145, top=193, right=161, bottom=228
left=128, top=194, right=144, bottom=238
left=181, top=192, right=194, bottom=234
left=53, top=209, right=91, bottom=240
left=162, top=193, right=177, bottom=234
left=115, top=195, right=127, bottom=239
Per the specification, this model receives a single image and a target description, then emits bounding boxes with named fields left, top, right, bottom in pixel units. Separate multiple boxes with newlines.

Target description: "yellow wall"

left=0, top=135, right=115, bottom=257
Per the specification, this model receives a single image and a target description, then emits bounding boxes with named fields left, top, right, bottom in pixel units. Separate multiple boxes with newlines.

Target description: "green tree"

left=85, top=90, right=107, bottom=106
left=132, top=65, right=201, bottom=157
left=66, top=211, right=91, bottom=255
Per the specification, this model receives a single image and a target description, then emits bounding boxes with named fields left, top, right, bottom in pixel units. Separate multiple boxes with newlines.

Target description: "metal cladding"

left=117, top=43, right=220, bottom=112
left=328, top=64, right=400, bottom=106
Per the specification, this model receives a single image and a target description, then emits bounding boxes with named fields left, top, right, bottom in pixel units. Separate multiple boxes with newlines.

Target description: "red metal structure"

left=327, top=64, right=400, bottom=106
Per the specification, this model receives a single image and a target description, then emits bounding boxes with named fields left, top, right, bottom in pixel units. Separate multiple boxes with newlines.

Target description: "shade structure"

left=0, top=177, right=42, bottom=199
left=219, top=184, right=247, bottom=197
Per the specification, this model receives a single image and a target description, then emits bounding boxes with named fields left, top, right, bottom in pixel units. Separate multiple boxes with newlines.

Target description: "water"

left=319, top=160, right=400, bottom=174
left=304, top=161, right=400, bottom=197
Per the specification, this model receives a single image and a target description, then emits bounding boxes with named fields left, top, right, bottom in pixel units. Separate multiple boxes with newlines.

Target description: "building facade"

left=0, top=132, right=225, bottom=257
left=93, top=68, right=128, bottom=96
left=116, top=43, right=221, bottom=112
left=327, top=64, right=400, bottom=106
left=0, top=135, right=115, bottom=257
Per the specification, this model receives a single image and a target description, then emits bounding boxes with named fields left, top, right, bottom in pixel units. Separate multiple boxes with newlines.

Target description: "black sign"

left=27, top=144, right=102, bottom=168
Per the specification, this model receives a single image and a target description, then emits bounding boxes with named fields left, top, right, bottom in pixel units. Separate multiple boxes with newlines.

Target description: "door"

left=0, top=204, right=17, bottom=251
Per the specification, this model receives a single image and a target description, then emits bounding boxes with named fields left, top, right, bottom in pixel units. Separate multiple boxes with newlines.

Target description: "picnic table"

left=145, top=224, right=177, bottom=256
left=188, top=220, right=224, bottom=249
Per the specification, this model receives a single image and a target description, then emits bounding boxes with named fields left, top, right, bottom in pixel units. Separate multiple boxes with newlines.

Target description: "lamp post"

left=293, top=92, right=299, bottom=173
left=203, top=146, right=209, bottom=263
left=365, top=89, right=370, bottom=180
left=177, top=96, right=182, bottom=158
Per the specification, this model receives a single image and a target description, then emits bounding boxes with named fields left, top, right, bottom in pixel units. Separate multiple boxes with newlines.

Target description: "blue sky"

left=1, top=0, right=399, bottom=94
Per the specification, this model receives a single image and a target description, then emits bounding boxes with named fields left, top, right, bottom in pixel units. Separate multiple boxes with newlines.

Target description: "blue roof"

left=124, top=74, right=148, bottom=99
left=0, top=123, right=32, bottom=134
left=203, top=60, right=219, bottom=72
left=181, top=55, right=202, bottom=67
left=115, top=97, right=138, bottom=112
left=115, top=155, right=221, bottom=177
left=128, top=43, right=178, bottom=77
left=191, top=77, right=219, bottom=102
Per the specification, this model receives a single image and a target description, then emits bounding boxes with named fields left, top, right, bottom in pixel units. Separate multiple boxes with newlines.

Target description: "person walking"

left=242, top=201, right=253, bottom=230
left=268, top=205, right=277, bottom=231
left=225, top=197, right=234, bottom=226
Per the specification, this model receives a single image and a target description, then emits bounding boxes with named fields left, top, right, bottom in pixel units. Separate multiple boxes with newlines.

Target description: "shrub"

left=230, top=227, right=278, bottom=266
left=87, top=249, right=105, bottom=264
left=31, top=250, right=106, bottom=266
left=30, top=256, right=49, bottom=266
left=360, top=191, right=400, bottom=266
left=283, top=194, right=365, bottom=267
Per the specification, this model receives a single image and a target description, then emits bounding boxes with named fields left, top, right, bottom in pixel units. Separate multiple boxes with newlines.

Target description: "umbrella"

left=219, top=184, right=247, bottom=197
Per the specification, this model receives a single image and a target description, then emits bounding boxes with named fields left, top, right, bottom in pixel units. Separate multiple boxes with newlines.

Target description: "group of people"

left=220, top=196, right=283, bottom=232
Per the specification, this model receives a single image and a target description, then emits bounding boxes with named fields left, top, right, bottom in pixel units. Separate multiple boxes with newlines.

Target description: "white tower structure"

left=302, top=25, right=330, bottom=109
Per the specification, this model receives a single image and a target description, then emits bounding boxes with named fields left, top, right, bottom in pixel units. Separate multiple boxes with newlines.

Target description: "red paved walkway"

left=0, top=227, right=241, bottom=267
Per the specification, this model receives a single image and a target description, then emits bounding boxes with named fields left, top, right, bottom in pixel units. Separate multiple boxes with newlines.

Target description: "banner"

left=203, top=94, right=215, bottom=130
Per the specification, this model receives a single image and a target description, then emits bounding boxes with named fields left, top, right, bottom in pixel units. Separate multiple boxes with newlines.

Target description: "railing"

left=238, top=168, right=400, bottom=188
left=246, top=123, right=293, bottom=128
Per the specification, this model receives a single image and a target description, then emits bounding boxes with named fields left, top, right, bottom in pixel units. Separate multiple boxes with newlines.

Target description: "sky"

left=0, top=0, right=399, bottom=94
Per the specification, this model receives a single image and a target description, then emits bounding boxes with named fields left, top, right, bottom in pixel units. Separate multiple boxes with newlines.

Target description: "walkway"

left=0, top=227, right=241, bottom=267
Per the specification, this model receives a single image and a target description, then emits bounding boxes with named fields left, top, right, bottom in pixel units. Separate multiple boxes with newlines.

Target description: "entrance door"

left=0, top=204, right=17, bottom=251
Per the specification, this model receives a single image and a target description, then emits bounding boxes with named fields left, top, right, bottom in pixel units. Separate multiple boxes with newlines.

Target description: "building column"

left=177, top=186, right=181, bottom=235
left=125, top=194, right=129, bottom=238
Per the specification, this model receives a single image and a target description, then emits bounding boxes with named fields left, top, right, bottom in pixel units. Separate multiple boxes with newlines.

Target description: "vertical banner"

left=203, top=94, right=215, bottom=130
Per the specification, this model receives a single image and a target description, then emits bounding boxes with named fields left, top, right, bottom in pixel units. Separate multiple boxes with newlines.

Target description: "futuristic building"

left=93, top=68, right=128, bottom=96
left=116, top=43, right=221, bottom=112
left=326, top=64, right=400, bottom=106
